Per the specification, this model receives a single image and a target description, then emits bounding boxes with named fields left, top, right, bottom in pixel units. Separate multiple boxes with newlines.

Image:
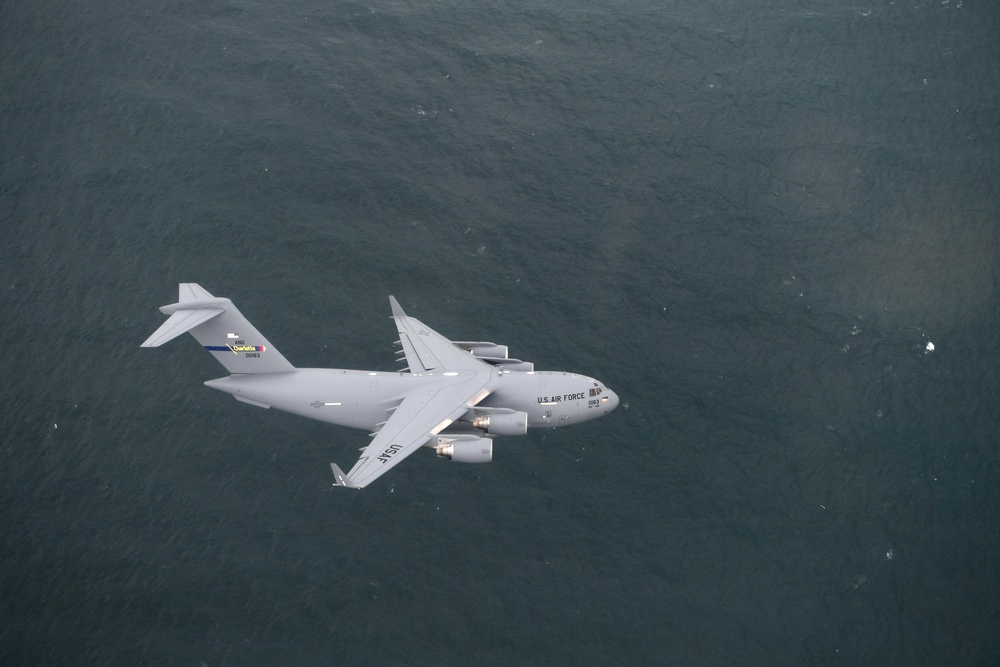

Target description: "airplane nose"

left=606, top=387, right=620, bottom=412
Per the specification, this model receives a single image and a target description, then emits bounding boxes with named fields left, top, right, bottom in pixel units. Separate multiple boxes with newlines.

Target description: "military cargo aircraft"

left=141, top=283, right=619, bottom=488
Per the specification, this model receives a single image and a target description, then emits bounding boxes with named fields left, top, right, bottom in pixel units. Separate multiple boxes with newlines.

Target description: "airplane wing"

left=331, top=373, right=491, bottom=488
left=389, top=296, right=489, bottom=373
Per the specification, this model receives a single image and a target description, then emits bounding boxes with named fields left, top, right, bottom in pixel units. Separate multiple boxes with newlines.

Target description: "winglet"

left=330, top=463, right=358, bottom=489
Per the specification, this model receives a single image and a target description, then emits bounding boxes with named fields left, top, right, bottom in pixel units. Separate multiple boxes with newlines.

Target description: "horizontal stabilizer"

left=233, top=394, right=271, bottom=409
left=140, top=307, right=224, bottom=347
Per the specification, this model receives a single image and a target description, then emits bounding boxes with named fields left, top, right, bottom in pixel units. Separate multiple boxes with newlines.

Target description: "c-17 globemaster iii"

left=141, top=283, right=619, bottom=489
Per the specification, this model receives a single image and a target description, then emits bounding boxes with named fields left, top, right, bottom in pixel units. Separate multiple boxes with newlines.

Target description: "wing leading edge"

left=331, top=372, right=491, bottom=488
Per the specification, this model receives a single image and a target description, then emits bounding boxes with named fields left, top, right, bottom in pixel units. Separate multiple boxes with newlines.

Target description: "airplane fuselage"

left=205, top=367, right=618, bottom=434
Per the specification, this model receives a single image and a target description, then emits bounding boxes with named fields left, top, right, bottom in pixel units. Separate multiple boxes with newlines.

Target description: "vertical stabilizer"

left=178, top=283, right=216, bottom=302
left=141, top=283, right=296, bottom=374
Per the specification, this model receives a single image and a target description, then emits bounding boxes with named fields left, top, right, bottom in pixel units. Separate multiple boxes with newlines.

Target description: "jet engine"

left=433, top=436, right=493, bottom=463
left=453, top=341, right=508, bottom=359
left=472, top=410, right=528, bottom=436
left=493, top=360, right=535, bottom=372
left=453, top=341, right=534, bottom=372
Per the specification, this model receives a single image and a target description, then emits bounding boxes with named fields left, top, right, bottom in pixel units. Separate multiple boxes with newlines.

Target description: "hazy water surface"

left=2, top=1, right=999, bottom=664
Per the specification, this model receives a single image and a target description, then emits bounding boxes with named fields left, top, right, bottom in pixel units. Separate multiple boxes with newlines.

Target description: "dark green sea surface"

left=2, top=1, right=998, bottom=664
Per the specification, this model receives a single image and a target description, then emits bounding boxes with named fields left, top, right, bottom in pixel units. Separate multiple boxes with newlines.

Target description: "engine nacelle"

left=495, top=360, right=534, bottom=372
left=454, top=341, right=509, bottom=359
left=452, top=341, right=535, bottom=371
left=434, top=437, right=493, bottom=463
left=472, top=410, right=528, bottom=436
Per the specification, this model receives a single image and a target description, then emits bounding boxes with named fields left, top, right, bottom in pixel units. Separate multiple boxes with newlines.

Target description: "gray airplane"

left=141, top=283, right=619, bottom=489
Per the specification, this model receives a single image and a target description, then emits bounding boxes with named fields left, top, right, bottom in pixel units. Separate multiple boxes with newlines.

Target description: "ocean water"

left=2, top=0, right=998, bottom=664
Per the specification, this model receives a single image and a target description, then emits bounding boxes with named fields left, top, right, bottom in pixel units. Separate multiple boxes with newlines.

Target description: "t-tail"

left=140, top=283, right=295, bottom=374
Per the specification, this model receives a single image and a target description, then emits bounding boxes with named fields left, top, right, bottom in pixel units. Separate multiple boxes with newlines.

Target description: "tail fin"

left=140, top=283, right=295, bottom=374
